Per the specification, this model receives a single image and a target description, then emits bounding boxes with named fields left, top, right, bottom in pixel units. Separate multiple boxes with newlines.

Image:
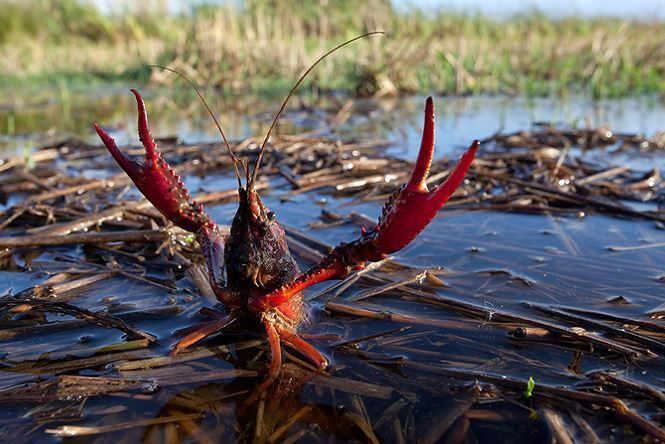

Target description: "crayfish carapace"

left=94, top=34, right=478, bottom=386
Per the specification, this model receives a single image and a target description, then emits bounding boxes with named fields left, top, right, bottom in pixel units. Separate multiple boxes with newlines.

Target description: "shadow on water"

left=0, top=90, right=664, bottom=442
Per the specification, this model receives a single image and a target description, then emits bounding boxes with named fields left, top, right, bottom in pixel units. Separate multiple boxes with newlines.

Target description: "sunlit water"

left=2, top=88, right=664, bottom=161
left=0, top=90, right=664, bottom=442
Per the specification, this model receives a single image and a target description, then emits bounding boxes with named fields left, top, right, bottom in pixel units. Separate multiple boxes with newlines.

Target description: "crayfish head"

left=224, top=187, right=300, bottom=298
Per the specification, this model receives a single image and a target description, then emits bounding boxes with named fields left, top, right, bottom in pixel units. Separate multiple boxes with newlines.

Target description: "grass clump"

left=0, top=0, right=663, bottom=97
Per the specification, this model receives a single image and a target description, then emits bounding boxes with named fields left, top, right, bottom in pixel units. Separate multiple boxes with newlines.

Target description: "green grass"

left=1, top=0, right=664, bottom=98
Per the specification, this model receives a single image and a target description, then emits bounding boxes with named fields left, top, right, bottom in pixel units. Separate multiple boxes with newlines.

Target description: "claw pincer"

left=94, top=90, right=213, bottom=234
left=352, top=97, right=478, bottom=257
left=373, top=100, right=478, bottom=254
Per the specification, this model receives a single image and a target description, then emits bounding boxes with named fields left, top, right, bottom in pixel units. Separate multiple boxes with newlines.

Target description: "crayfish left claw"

left=95, top=89, right=214, bottom=234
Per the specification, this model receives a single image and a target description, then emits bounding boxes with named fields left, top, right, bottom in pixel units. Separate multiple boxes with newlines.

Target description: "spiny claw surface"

left=95, top=89, right=212, bottom=233
left=374, top=97, right=478, bottom=253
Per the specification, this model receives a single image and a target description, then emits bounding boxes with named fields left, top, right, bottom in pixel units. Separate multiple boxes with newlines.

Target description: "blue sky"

left=96, top=0, right=665, bottom=20
left=395, top=0, right=665, bottom=20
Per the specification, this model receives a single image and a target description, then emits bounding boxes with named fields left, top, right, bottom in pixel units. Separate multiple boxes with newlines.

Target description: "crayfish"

left=93, top=35, right=478, bottom=384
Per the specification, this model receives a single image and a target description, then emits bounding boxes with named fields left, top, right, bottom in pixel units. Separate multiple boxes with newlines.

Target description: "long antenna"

left=149, top=65, right=243, bottom=188
left=248, top=31, right=385, bottom=189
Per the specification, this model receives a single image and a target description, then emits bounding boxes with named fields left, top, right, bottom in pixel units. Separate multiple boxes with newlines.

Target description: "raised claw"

left=373, top=97, right=478, bottom=254
left=250, top=97, right=478, bottom=312
left=94, top=89, right=213, bottom=233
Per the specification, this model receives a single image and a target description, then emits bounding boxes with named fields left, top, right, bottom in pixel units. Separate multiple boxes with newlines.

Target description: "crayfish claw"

left=96, top=89, right=214, bottom=234
left=429, top=139, right=479, bottom=207
left=374, top=139, right=478, bottom=254
left=371, top=98, right=479, bottom=254
left=254, top=98, right=478, bottom=311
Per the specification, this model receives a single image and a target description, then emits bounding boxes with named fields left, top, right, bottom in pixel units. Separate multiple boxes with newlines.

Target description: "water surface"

left=0, top=90, right=664, bottom=442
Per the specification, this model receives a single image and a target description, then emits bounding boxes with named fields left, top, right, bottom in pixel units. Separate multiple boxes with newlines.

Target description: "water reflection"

left=2, top=86, right=664, bottom=167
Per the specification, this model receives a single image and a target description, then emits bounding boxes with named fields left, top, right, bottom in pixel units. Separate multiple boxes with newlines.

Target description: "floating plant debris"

left=0, top=113, right=664, bottom=442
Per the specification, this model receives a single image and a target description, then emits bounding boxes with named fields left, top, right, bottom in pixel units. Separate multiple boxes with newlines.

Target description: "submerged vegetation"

left=0, top=0, right=664, bottom=98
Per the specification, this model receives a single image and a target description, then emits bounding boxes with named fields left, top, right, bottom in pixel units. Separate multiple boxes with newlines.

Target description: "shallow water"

left=0, top=90, right=664, bottom=442
left=2, top=88, right=664, bottom=160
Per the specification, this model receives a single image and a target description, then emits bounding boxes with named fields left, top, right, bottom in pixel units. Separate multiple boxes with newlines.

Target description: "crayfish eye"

left=267, top=211, right=276, bottom=221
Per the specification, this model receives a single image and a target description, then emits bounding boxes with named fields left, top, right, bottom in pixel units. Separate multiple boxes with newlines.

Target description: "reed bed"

left=1, top=0, right=664, bottom=97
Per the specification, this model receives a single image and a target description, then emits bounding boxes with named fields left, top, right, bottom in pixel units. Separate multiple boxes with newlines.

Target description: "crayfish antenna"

left=149, top=65, right=243, bottom=188
left=248, top=31, right=385, bottom=190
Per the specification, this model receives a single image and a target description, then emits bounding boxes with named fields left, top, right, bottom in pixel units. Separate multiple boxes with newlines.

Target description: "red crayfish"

left=93, top=36, right=478, bottom=384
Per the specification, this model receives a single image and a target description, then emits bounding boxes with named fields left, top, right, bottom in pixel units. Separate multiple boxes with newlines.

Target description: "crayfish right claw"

left=372, top=97, right=478, bottom=254
left=251, top=97, right=479, bottom=312
left=95, top=89, right=213, bottom=233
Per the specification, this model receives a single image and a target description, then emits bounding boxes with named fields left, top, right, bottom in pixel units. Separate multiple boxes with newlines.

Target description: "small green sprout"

left=523, top=376, right=535, bottom=399
left=22, top=143, right=35, bottom=170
